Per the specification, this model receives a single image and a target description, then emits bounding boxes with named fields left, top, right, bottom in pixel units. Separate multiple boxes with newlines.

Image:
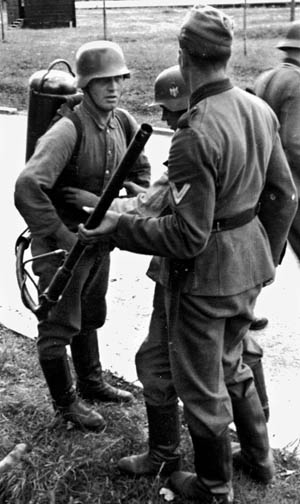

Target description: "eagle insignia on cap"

left=169, top=85, right=179, bottom=98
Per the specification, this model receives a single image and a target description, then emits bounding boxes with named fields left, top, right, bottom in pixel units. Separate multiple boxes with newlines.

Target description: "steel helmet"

left=75, top=40, right=130, bottom=89
left=277, top=21, right=300, bottom=50
left=151, top=65, right=189, bottom=112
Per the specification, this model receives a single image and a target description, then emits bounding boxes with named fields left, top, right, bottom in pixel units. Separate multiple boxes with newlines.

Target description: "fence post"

left=0, top=0, right=5, bottom=43
left=243, top=0, right=247, bottom=56
left=290, top=0, right=296, bottom=21
left=103, top=0, right=107, bottom=39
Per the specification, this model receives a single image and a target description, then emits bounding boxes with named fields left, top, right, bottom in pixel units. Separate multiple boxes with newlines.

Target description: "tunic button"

left=105, top=170, right=110, bottom=175
left=108, top=150, right=112, bottom=156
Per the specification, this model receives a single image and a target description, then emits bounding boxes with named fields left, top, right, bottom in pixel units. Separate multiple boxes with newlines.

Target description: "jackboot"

left=71, top=330, right=133, bottom=403
left=231, top=386, right=275, bottom=483
left=118, top=403, right=181, bottom=476
left=169, top=430, right=234, bottom=503
left=251, top=360, right=270, bottom=422
left=40, top=354, right=106, bottom=431
left=249, top=317, right=269, bottom=331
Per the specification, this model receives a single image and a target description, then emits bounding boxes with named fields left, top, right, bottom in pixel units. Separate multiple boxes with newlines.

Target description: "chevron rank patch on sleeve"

left=170, top=181, right=191, bottom=204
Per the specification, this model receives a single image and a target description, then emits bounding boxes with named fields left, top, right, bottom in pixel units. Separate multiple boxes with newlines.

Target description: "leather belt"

left=212, top=204, right=259, bottom=232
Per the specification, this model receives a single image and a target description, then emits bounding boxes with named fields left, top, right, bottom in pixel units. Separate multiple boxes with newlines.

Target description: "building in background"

left=6, top=0, right=76, bottom=28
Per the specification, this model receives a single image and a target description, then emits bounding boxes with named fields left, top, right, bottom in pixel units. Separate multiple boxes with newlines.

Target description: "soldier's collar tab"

left=190, top=78, right=233, bottom=108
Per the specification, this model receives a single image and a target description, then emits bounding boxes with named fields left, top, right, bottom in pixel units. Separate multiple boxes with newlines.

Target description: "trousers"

left=33, top=244, right=110, bottom=359
left=136, top=281, right=261, bottom=437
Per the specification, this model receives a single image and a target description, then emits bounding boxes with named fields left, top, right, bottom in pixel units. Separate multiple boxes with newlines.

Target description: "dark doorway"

left=18, top=0, right=24, bottom=18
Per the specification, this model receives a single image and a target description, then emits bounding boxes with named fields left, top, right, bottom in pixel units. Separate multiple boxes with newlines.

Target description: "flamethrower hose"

left=15, top=230, right=37, bottom=313
left=34, top=122, right=153, bottom=321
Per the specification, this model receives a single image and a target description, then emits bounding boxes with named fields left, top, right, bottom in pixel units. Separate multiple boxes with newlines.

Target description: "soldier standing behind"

left=254, top=21, right=300, bottom=260
left=14, top=41, right=151, bottom=431
left=79, top=6, right=297, bottom=503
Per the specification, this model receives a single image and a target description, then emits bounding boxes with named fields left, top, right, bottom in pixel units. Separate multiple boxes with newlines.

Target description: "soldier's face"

left=161, top=106, right=184, bottom=131
left=88, top=76, right=124, bottom=111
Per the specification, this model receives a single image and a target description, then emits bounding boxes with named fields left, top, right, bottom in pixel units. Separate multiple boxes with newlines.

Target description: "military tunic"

left=254, top=58, right=300, bottom=259
left=110, top=79, right=297, bottom=437
left=14, top=93, right=151, bottom=358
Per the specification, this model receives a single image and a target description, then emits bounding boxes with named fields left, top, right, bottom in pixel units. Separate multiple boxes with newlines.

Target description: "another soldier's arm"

left=79, top=128, right=216, bottom=259
left=277, top=79, right=300, bottom=191
left=110, top=172, right=169, bottom=217
left=259, top=133, right=298, bottom=266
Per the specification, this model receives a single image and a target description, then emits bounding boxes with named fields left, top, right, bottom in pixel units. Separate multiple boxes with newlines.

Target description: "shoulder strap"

left=46, top=93, right=83, bottom=164
left=256, top=68, right=278, bottom=100
left=60, top=106, right=83, bottom=161
left=115, top=108, right=134, bottom=146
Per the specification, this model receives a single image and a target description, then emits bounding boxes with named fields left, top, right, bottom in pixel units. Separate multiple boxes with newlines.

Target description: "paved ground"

left=1, top=110, right=300, bottom=457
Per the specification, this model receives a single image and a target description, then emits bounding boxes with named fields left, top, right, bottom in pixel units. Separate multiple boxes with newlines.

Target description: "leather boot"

left=40, top=354, right=106, bottom=431
left=242, top=334, right=270, bottom=422
left=118, top=403, right=181, bottom=476
left=169, top=430, right=234, bottom=503
left=251, top=360, right=270, bottom=422
left=249, top=317, right=268, bottom=331
left=71, top=329, right=133, bottom=403
left=231, top=385, right=275, bottom=483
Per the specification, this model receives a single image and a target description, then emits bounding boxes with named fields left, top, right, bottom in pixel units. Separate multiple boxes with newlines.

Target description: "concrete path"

left=1, top=110, right=300, bottom=457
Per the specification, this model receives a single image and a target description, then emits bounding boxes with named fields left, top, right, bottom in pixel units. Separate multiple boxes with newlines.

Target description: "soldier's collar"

left=189, top=78, right=233, bottom=108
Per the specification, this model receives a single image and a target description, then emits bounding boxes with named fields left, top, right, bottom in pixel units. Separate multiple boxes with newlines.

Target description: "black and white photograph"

left=0, top=1, right=300, bottom=502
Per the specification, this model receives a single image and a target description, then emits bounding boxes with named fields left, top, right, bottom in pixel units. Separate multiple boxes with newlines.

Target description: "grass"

left=0, top=6, right=297, bottom=125
left=1, top=4, right=300, bottom=503
left=0, top=324, right=300, bottom=503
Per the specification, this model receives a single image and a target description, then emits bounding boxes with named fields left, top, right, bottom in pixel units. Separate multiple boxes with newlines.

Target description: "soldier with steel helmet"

left=79, top=5, right=297, bottom=502
left=14, top=40, right=150, bottom=431
left=111, top=64, right=190, bottom=216
left=255, top=21, right=300, bottom=262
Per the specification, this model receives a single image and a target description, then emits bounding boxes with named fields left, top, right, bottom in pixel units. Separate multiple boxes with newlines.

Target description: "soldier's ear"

left=178, top=47, right=191, bottom=73
left=178, top=48, right=190, bottom=88
left=178, top=48, right=184, bottom=70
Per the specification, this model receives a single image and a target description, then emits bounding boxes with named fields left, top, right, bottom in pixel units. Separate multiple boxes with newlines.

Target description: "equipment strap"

left=212, top=205, right=259, bottom=232
left=53, top=105, right=134, bottom=178
left=60, top=106, right=83, bottom=161
left=55, top=102, right=133, bottom=162
left=115, top=108, right=133, bottom=146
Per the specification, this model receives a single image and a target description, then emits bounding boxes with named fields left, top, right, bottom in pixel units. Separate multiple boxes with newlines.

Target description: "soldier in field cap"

left=78, top=4, right=297, bottom=502
left=179, top=3, right=233, bottom=59
left=255, top=21, right=300, bottom=277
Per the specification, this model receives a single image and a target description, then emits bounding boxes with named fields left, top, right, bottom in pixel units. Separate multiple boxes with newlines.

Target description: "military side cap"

left=277, top=21, right=300, bottom=50
left=180, top=4, right=233, bottom=49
